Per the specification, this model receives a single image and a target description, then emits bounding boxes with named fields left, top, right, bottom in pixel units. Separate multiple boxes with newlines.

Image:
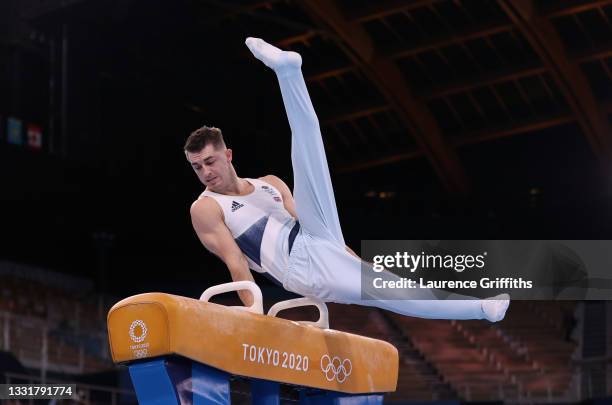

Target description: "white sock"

left=481, top=293, right=510, bottom=322
left=245, top=37, right=302, bottom=75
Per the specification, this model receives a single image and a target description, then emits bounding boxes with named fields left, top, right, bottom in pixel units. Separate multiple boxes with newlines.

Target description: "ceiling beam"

left=347, top=0, right=439, bottom=24
left=301, top=27, right=612, bottom=91
left=337, top=113, right=575, bottom=172
left=306, top=65, right=357, bottom=82
left=336, top=150, right=423, bottom=173
left=334, top=36, right=612, bottom=172
left=275, top=31, right=319, bottom=48
left=542, top=0, right=612, bottom=18
left=574, top=41, right=612, bottom=63
left=301, top=0, right=470, bottom=194
left=337, top=45, right=612, bottom=173
left=497, top=0, right=612, bottom=166
left=390, top=23, right=514, bottom=60
left=199, top=0, right=279, bottom=25
left=425, top=64, right=547, bottom=100
left=453, top=114, right=574, bottom=146
left=346, top=0, right=612, bottom=25
left=424, top=43, right=612, bottom=100
left=322, top=105, right=392, bottom=126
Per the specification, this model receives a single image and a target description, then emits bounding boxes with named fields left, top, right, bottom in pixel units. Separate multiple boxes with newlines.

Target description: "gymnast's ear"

left=225, top=148, right=233, bottom=162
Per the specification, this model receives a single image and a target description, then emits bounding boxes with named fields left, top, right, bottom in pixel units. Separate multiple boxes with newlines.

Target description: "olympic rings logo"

left=320, top=354, right=352, bottom=383
left=129, top=320, right=148, bottom=343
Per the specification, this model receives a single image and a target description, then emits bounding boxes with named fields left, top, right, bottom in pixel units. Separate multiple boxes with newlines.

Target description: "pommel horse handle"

left=199, top=281, right=264, bottom=314
left=268, top=298, right=329, bottom=329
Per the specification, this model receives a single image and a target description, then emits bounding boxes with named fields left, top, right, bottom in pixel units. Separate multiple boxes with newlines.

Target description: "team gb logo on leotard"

left=320, top=354, right=352, bottom=383
left=129, top=320, right=148, bottom=343
left=261, top=185, right=282, bottom=202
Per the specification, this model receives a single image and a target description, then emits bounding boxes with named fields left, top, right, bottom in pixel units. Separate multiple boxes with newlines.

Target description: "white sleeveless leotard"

left=197, top=178, right=300, bottom=284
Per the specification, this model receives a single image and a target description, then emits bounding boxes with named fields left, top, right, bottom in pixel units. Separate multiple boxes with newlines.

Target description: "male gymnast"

left=186, top=38, right=509, bottom=322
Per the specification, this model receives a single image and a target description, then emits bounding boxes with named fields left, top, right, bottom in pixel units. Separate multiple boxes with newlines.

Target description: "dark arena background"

left=1, top=0, right=612, bottom=404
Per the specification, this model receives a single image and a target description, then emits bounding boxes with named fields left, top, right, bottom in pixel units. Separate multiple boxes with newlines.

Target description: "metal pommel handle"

left=268, top=297, right=329, bottom=329
left=199, top=281, right=264, bottom=314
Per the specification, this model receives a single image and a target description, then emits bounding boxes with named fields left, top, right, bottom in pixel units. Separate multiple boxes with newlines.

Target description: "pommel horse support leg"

left=107, top=281, right=398, bottom=405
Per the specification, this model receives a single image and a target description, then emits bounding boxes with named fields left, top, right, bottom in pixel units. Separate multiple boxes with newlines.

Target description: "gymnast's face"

left=186, top=144, right=233, bottom=191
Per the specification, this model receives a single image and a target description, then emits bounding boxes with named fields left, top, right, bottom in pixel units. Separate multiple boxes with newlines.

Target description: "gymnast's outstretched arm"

left=190, top=197, right=256, bottom=306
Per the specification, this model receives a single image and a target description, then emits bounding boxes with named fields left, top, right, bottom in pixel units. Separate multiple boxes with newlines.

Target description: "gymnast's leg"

left=306, top=241, right=509, bottom=321
left=245, top=37, right=345, bottom=246
left=244, top=38, right=509, bottom=321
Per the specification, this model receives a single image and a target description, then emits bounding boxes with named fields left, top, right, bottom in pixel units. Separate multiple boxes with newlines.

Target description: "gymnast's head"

left=184, top=125, right=235, bottom=191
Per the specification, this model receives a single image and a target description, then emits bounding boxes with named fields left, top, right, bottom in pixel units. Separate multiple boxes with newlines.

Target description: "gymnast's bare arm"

left=260, top=174, right=361, bottom=259
left=190, top=197, right=256, bottom=306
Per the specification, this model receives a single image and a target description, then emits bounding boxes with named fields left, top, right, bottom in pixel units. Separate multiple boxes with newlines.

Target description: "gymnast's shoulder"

left=259, top=174, right=291, bottom=194
left=190, top=195, right=223, bottom=227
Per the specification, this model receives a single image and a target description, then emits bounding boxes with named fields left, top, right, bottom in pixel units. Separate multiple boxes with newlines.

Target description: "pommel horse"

left=107, top=281, right=399, bottom=404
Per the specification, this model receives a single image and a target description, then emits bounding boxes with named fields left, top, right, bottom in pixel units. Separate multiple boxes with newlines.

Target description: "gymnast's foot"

left=481, top=293, right=510, bottom=322
left=245, top=37, right=302, bottom=74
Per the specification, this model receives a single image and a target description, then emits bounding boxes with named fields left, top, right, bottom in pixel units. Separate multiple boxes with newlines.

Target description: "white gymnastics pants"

left=273, top=62, right=485, bottom=320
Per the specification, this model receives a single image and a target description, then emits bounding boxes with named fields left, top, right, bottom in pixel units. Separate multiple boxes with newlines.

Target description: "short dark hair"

left=184, top=125, right=226, bottom=152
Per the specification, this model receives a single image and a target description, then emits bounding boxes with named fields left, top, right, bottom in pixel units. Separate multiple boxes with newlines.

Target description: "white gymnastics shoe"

left=481, top=293, right=510, bottom=322
left=245, top=37, right=302, bottom=73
